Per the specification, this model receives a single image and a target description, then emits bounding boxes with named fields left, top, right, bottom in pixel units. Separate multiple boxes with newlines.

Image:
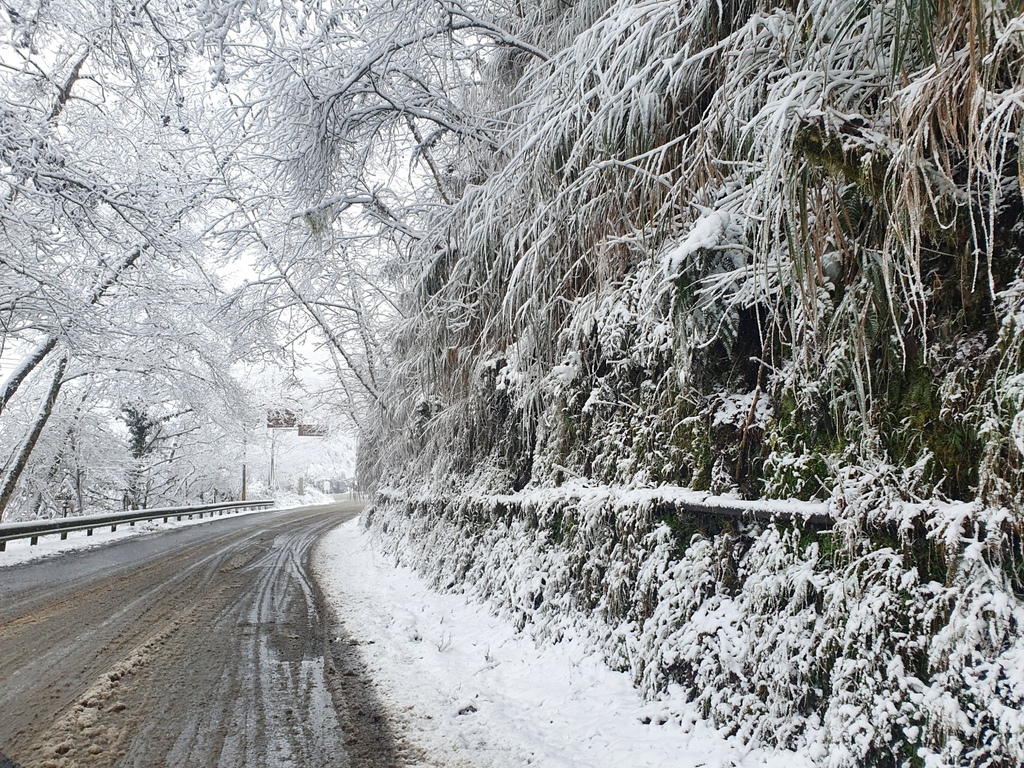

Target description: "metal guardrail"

left=0, top=499, right=274, bottom=552
left=667, top=496, right=832, bottom=528
left=451, top=487, right=834, bottom=529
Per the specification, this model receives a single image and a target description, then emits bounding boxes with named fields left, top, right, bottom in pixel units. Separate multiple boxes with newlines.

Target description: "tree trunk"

left=0, top=245, right=143, bottom=416
left=0, top=356, right=68, bottom=522
left=0, top=336, right=58, bottom=416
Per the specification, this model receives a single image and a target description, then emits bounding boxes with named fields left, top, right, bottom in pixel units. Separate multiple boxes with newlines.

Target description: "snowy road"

left=0, top=501, right=370, bottom=768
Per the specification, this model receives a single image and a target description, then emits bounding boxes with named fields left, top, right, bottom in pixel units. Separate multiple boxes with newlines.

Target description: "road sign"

left=267, top=409, right=298, bottom=428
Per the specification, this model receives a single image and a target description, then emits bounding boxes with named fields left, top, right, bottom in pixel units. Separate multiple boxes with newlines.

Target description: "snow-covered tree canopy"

left=0, top=0, right=350, bottom=518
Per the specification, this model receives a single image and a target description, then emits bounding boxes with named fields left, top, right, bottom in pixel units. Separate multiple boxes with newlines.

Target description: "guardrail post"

left=87, top=528, right=93, bottom=536
left=30, top=535, right=38, bottom=545
left=0, top=541, right=5, bottom=551
left=60, top=532, right=68, bottom=540
left=111, top=524, right=117, bottom=532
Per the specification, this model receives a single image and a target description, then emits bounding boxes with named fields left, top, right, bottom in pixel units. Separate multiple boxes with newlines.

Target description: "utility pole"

left=268, top=429, right=276, bottom=489
left=241, top=434, right=247, bottom=501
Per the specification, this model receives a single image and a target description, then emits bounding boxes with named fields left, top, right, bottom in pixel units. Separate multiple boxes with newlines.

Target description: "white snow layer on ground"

left=314, top=518, right=816, bottom=768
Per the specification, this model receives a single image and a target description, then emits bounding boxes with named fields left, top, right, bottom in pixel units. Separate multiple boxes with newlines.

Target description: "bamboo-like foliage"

left=361, top=0, right=1024, bottom=503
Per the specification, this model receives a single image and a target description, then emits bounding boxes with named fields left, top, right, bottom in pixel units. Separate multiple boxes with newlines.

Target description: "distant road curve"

left=0, top=501, right=380, bottom=768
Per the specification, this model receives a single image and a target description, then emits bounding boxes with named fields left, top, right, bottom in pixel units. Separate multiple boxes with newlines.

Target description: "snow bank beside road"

left=313, top=518, right=814, bottom=768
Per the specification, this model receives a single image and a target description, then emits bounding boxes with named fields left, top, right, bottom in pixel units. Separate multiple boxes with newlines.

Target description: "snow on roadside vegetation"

left=314, top=517, right=813, bottom=768
left=362, top=484, right=1024, bottom=767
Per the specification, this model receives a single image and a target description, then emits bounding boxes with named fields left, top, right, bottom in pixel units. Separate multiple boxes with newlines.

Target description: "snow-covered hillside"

left=356, top=1, right=1024, bottom=765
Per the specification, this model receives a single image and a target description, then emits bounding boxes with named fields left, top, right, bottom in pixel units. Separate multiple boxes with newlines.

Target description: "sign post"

left=264, top=409, right=327, bottom=491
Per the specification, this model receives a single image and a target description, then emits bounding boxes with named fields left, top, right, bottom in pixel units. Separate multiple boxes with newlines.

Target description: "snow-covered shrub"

left=365, top=483, right=1024, bottom=766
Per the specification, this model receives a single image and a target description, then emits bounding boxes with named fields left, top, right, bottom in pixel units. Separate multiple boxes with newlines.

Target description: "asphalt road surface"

left=0, top=501, right=399, bottom=768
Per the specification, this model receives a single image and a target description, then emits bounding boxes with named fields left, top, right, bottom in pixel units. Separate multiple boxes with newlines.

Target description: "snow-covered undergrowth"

left=365, top=482, right=1024, bottom=767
